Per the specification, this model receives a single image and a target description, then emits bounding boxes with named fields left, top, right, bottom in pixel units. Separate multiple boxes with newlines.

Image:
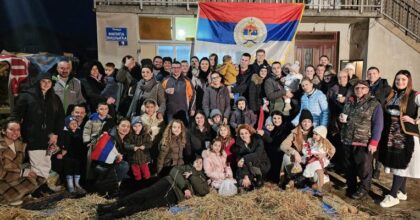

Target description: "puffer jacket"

left=157, top=136, right=185, bottom=173
left=202, top=149, right=233, bottom=189
left=292, top=89, right=329, bottom=127
left=82, top=113, right=115, bottom=144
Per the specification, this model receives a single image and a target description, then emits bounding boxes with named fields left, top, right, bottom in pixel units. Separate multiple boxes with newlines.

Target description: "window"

left=157, top=45, right=191, bottom=61
left=175, top=17, right=196, bottom=41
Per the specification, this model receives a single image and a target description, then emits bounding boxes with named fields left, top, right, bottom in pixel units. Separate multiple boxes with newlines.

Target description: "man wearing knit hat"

left=339, top=80, right=384, bottom=200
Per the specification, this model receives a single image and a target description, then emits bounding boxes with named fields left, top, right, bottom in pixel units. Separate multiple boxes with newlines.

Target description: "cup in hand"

left=340, top=113, right=348, bottom=123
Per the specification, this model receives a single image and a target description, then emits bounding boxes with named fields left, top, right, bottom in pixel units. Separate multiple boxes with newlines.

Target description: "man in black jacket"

left=231, top=53, right=253, bottom=101
left=367, top=66, right=391, bottom=179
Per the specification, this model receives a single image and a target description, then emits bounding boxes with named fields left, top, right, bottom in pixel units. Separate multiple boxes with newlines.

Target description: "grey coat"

left=202, top=85, right=231, bottom=119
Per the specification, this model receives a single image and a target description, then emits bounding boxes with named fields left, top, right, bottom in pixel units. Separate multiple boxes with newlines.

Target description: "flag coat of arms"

left=195, top=2, right=304, bottom=61
left=91, top=132, right=119, bottom=164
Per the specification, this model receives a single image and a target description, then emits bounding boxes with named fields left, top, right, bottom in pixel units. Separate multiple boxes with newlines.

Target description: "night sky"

left=0, top=0, right=97, bottom=61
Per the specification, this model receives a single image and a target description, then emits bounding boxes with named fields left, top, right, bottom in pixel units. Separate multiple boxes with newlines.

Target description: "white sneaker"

left=380, top=195, right=400, bottom=208
left=397, top=191, right=407, bottom=201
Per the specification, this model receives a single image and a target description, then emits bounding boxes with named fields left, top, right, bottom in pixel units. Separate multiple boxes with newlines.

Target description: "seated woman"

left=0, top=120, right=42, bottom=205
left=185, top=111, right=214, bottom=164
left=97, top=157, right=209, bottom=219
left=90, top=119, right=130, bottom=197
left=202, top=138, right=235, bottom=189
left=232, top=124, right=271, bottom=188
left=279, top=109, right=314, bottom=187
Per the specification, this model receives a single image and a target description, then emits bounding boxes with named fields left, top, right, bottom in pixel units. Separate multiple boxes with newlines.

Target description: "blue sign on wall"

left=106, top=27, right=128, bottom=46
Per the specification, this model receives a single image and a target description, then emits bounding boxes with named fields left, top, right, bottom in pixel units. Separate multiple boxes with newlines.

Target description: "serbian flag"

left=91, top=132, right=119, bottom=164
left=195, top=2, right=304, bottom=61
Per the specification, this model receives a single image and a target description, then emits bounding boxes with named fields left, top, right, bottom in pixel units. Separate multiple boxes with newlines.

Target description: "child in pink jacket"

left=202, top=138, right=235, bottom=189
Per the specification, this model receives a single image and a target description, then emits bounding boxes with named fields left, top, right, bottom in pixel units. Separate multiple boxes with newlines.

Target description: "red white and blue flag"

left=91, top=132, right=119, bottom=164
left=195, top=2, right=304, bottom=61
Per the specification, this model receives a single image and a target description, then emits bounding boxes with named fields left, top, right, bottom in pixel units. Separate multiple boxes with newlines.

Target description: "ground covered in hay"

left=0, top=183, right=374, bottom=220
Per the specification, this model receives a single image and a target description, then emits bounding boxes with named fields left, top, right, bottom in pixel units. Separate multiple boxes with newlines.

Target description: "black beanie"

left=299, top=109, right=313, bottom=124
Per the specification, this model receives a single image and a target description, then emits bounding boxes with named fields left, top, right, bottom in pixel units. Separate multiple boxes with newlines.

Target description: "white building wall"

left=367, top=18, right=420, bottom=90
left=96, top=12, right=139, bottom=66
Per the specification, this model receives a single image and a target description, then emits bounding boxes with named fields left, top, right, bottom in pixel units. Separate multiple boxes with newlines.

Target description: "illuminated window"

left=175, top=17, right=196, bottom=41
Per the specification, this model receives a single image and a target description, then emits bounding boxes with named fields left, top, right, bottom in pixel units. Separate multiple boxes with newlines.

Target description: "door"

left=294, top=32, right=339, bottom=70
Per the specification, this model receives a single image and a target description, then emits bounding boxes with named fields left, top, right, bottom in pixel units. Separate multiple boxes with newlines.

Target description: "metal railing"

left=93, top=0, right=419, bottom=41
left=94, top=0, right=381, bottom=13
left=381, top=0, right=420, bottom=41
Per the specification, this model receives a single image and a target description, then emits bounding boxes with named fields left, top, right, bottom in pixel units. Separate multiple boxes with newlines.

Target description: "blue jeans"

left=115, top=160, right=130, bottom=181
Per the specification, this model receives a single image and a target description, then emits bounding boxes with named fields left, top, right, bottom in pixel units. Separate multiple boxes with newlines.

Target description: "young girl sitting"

left=302, top=126, right=335, bottom=192
left=126, top=116, right=152, bottom=181
left=202, top=138, right=235, bottom=189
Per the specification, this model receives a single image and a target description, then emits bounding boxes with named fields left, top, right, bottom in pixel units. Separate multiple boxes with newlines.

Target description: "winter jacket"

left=58, top=128, right=86, bottom=161
left=140, top=112, right=164, bottom=142
left=157, top=136, right=185, bottom=173
left=202, top=85, right=231, bottom=119
left=0, top=139, right=39, bottom=203
left=231, top=67, right=253, bottom=100
left=264, top=74, right=290, bottom=115
left=126, top=78, right=166, bottom=117
left=218, top=62, right=238, bottom=85
left=232, top=135, right=271, bottom=175
left=202, top=149, right=234, bottom=189
left=326, top=83, right=353, bottom=134
left=53, top=75, right=86, bottom=113
left=251, top=60, right=271, bottom=75
left=162, top=75, right=196, bottom=116
left=185, top=125, right=214, bottom=163
left=12, top=87, right=65, bottom=150
left=280, top=127, right=312, bottom=156
left=82, top=113, right=115, bottom=144
left=166, top=164, right=209, bottom=202
left=341, top=95, right=383, bottom=148
left=126, top=131, right=152, bottom=165
left=248, top=74, right=266, bottom=112
left=230, top=109, right=257, bottom=129
left=80, top=76, right=106, bottom=112
left=156, top=69, right=170, bottom=82
left=368, top=78, right=391, bottom=105
left=292, top=89, right=329, bottom=128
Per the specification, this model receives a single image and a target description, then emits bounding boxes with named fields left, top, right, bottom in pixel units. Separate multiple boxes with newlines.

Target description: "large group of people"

left=0, top=49, right=419, bottom=218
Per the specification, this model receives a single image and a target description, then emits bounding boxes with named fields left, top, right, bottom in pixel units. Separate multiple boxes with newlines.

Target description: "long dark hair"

left=385, top=70, right=413, bottom=114
left=198, top=57, right=211, bottom=82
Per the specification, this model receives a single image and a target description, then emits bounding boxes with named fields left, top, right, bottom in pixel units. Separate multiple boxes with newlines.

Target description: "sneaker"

left=351, top=189, right=368, bottom=200
left=9, top=200, right=23, bottom=206
left=397, top=191, right=407, bottom=201
left=380, top=195, right=400, bottom=208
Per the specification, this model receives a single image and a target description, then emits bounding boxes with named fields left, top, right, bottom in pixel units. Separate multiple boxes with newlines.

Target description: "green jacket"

left=166, top=164, right=209, bottom=202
